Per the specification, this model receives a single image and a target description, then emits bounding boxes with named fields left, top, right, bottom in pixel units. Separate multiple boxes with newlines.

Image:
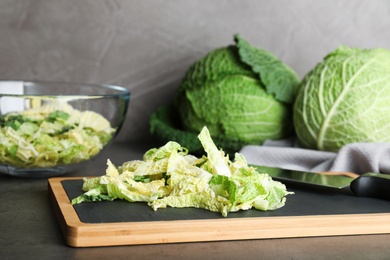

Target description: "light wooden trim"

left=48, top=177, right=390, bottom=248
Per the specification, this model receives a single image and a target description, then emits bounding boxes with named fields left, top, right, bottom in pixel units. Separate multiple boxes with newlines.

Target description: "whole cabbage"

left=294, top=46, right=390, bottom=151
left=175, top=34, right=300, bottom=145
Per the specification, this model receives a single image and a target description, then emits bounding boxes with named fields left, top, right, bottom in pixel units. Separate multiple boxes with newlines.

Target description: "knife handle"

left=350, top=172, right=390, bottom=200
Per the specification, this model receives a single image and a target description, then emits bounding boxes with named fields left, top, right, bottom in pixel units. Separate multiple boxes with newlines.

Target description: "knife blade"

left=251, top=164, right=390, bottom=201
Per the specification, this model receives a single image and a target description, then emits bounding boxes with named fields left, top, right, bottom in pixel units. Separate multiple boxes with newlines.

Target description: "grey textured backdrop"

left=1, top=0, right=390, bottom=142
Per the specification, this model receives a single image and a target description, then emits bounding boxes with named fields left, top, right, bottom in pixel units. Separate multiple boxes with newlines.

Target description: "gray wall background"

left=1, top=0, right=390, bottom=142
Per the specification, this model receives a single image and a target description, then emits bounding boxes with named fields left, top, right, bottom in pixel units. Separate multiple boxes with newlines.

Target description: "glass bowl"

left=0, top=80, right=130, bottom=177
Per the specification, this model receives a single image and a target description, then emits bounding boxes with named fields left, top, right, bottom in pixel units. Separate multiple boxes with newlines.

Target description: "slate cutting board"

left=48, top=177, right=390, bottom=247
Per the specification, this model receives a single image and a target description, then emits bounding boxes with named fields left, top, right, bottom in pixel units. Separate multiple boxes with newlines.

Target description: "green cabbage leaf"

left=235, top=34, right=299, bottom=104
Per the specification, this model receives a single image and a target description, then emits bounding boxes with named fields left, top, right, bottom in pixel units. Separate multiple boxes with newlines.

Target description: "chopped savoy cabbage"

left=72, top=126, right=293, bottom=217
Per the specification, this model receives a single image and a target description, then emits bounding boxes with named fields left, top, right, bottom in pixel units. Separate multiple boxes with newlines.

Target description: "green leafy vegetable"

left=46, top=110, right=70, bottom=123
left=153, top=34, right=300, bottom=153
left=0, top=101, right=116, bottom=168
left=72, top=126, right=293, bottom=217
left=293, top=45, right=390, bottom=151
left=0, top=115, right=31, bottom=130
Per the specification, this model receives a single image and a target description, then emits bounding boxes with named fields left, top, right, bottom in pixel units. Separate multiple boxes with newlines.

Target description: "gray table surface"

left=1, top=142, right=390, bottom=260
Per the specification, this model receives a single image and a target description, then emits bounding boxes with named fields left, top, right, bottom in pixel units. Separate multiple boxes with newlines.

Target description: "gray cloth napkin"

left=239, top=138, right=390, bottom=175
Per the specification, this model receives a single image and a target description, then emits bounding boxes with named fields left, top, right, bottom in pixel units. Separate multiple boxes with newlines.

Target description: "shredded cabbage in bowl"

left=0, top=101, right=115, bottom=168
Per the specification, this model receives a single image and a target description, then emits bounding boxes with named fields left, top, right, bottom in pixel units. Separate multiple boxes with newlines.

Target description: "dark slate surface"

left=63, top=179, right=390, bottom=224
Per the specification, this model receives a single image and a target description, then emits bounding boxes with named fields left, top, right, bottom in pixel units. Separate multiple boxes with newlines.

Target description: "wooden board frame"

left=48, top=177, right=390, bottom=247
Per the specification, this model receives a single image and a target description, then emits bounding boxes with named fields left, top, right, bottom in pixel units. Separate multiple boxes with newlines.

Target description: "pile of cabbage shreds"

left=71, top=126, right=293, bottom=217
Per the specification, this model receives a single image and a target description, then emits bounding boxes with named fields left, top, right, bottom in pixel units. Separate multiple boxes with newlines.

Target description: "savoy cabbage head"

left=293, top=46, right=390, bottom=151
left=175, top=34, right=300, bottom=145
